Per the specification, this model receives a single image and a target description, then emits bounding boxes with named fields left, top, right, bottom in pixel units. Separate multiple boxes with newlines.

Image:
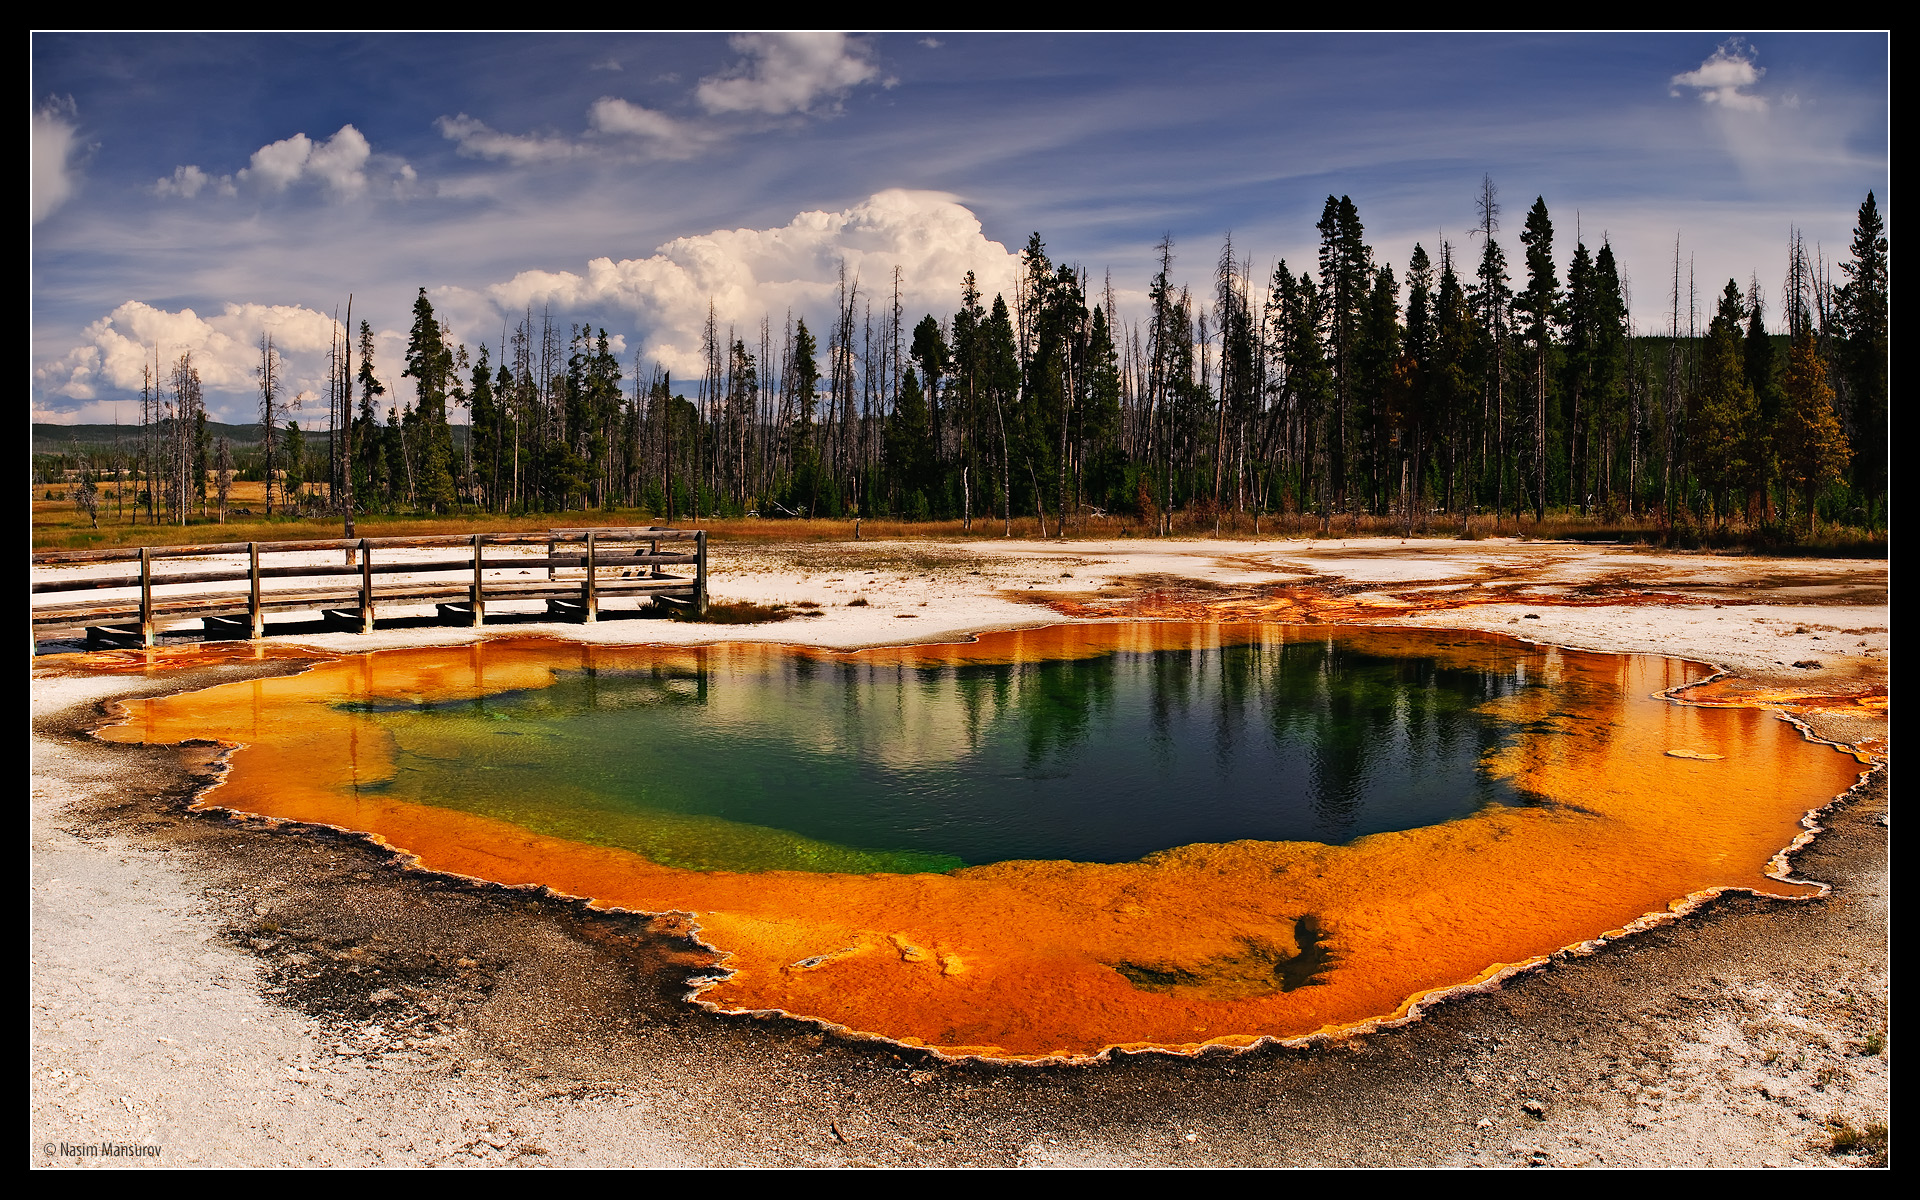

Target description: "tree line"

left=68, top=187, right=1886, bottom=538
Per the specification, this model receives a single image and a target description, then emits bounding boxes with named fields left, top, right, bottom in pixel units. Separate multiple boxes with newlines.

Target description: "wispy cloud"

left=1671, top=39, right=1767, bottom=112
left=437, top=113, right=582, bottom=164
left=32, top=97, right=81, bottom=225
left=439, top=35, right=887, bottom=169
left=694, top=32, right=879, bottom=116
left=586, top=97, right=712, bottom=159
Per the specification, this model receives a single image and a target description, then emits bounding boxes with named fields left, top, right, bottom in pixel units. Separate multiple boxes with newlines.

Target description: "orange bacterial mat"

left=95, top=624, right=1867, bottom=1060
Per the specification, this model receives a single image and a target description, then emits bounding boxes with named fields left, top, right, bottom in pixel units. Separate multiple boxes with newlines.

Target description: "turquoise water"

left=347, top=632, right=1550, bottom=873
left=341, top=633, right=1543, bottom=875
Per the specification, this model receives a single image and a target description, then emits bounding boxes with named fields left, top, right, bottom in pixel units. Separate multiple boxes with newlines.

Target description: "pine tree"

left=284, top=421, right=308, bottom=505
left=1515, top=197, right=1560, bottom=520
left=1083, top=304, right=1124, bottom=511
left=402, top=288, right=457, bottom=513
left=1688, top=282, right=1759, bottom=526
left=1433, top=244, right=1476, bottom=522
left=981, top=295, right=1021, bottom=534
left=1316, top=196, right=1370, bottom=513
left=1776, top=332, right=1850, bottom=532
left=910, top=314, right=949, bottom=459
left=1589, top=242, right=1629, bottom=514
left=884, top=368, right=934, bottom=515
left=256, top=337, right=281, bottom=518
left=1834, top=192, right=1887, bottom=505
left=353, top=320, right=386, bottom=509
left=1469, top=180, right=1512, bottom=520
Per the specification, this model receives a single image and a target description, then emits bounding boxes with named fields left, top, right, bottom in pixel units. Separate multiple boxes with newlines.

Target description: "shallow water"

left=100, top=623, right=1865, bottom=1059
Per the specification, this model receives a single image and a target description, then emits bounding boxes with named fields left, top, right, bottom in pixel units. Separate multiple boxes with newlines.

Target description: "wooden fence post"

left=583, top=531, right=598, bottom=623
left=358, top=539, right=374, bottom=634
left=248, top=542, right=263, bottom=639
left=138, top=545, right=154, bottom=647
left=695, top=530, right=708, bottom=617
left=470, top=534, right=485, bottom=627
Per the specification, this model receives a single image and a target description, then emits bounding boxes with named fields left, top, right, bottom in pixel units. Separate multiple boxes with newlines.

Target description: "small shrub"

left=846, top=597, right=869, bottom=607
left=1826, top=1116, right=1888, bottom=1165
left=665, top=599, right=793, bottom=625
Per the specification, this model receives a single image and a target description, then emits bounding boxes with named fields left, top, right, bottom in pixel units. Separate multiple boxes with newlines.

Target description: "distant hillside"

left=34, top=422, right=469, bottom=457
left=34, top=421, right=269, bottom=455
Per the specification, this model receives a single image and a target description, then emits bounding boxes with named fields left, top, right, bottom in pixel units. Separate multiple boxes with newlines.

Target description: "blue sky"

left=31, top=32, right=1888, bottom=425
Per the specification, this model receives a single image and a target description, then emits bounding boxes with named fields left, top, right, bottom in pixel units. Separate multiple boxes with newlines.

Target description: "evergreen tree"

left=1471, top=238, right=1512, bottom=517
left=1588, top=242, right=1629, bottom=514
left=884, top=368, right=934, bottom=513
left=1515, top=197, right=1560, bottom=519
left=1688, top=282, right=1760, bottom=526
left=1356, top=263, right=1400, bottom=513
left=402, top=288, right=457, bottom=512
left=981, top=294, right=1022, bottom=532
left=1316, top=195, right=1370, bottom=511
left=1433, top=245, right=1477, bottom=518
left=1083, top=304, right=1124, bottom=510
left=283, top=421, right=308, bottom=503
left=1399, top=244, right=1436, bottom=520
left=1776, top=332, right=1851, bottom=532
left=353, top=320, right=386, bottom=510
left=910, top=314, right=949, bottom=459
left=1834, top=192, right=1887, bottom=504
left=468, top=345, right=498, bottom=510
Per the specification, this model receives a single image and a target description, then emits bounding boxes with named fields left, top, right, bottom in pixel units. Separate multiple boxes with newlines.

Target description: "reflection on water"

left=361, top=629, right=1546, bottom=871
left=97, top=623, right=1865, bottom=1060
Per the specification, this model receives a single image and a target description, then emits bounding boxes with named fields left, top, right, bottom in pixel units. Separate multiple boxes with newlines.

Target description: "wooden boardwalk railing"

left=31, top=527, right=707, bottom=647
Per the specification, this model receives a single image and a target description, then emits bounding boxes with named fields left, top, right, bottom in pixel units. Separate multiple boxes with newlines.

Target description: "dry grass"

left=1825, top=1116, right=1889, bottom=1165
left=665, top=599, right=795, bottom=625
left=34, top=487, right=1886, bottom=557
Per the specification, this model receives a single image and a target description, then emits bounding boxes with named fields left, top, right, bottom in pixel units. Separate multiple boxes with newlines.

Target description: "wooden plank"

left=33, top=525, right=710, bottom=642
left=30, top=527, right=694, bottom=567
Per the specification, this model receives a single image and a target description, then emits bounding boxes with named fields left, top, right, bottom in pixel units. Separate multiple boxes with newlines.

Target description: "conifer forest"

left=45, top=187, right=1886, bottom=543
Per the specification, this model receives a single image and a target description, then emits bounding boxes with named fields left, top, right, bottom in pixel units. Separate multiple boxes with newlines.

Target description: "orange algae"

left=40, top=641, right=331, bottom=676
left=95, top=625, right=1865, bottom=1061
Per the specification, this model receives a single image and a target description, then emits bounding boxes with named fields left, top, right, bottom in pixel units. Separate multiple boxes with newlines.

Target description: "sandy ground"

left=30, top=536, right=1888, bottom=1168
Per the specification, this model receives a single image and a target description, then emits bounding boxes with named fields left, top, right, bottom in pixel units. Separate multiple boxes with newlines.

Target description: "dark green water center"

left=348, top=631, right=1553, bottom=874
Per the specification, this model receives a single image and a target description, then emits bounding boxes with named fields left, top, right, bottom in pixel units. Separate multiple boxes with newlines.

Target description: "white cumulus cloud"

left=33, top=99, right=81, bottom=225
left=34, top=301, right=367, bottom=417
left=1671, top=39, right=1767, bottom=112
left=159, top=124, right=412, bottom=201
left=40, top=193, right=1023, bottom=417
left=482, top=189, right=1020, bottom=376
left=153, top=163, right=233, bottom=199
left=694, top=32, right=879, bottom=116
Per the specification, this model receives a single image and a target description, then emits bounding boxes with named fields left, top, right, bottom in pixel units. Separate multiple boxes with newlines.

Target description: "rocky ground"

left=30, top=537, right=1888, bottom=1168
